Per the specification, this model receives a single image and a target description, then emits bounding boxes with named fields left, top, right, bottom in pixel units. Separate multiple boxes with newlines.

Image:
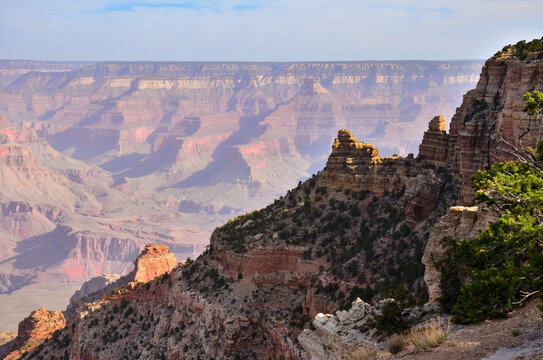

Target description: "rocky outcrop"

left=422, top=206, right=497, bottom=303
left=131, top=244, right=178, bottom=283
left=298, top=298, right=390, bottom=359
left=418, top=115, right=449, bottom=162
left=65, top=273, right=122, bottom=319
left=0, top=60, right=482, bottom=331
left=0, top=308, right=65, bottom=360
left=69, top=273, right=121, bottom=304
left=321, top=129, right=419, bottom=194
left=321, top=128, right=447, bottom=225
left=65, top=245, right=177, bottom=320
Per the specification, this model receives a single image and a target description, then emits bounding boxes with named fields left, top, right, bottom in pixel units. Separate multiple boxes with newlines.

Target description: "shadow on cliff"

left=169, top=108, right=279, bottom=189
left=0, top=227, right=71, bottom=271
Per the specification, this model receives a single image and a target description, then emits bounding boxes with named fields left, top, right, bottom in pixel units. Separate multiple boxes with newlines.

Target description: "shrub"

left=386, top=333, right=407, bottom=354
left=366, top=301, right=408, bottom=336
left=407, top=318, right=448, bottom=349
left=441, top=93, right=543, bottom=323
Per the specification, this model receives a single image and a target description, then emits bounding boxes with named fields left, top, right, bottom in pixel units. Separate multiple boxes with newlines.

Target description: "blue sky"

left=0, top=0, right=541, bottom=61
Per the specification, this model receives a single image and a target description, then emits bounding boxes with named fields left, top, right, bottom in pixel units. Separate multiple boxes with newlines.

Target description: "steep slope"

left=0, top=308, right=65, bottom=360
left=0, top=60, right=482, bottom=331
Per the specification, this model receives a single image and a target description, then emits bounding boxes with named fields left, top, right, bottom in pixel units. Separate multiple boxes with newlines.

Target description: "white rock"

left=241, top=220, right=254, bottom=229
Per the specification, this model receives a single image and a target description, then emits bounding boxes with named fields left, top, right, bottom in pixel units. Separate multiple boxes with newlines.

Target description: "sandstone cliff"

left=0, top=120, right=205, bottom=331
left=131, top=244, right=178, bottom=283
left=422, top=206, right=497, bottom=303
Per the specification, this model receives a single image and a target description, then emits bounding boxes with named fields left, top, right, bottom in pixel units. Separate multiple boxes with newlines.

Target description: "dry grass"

left=407, top=317, right=449, bottom=350
left=386, top=333, right=407, bottom=354
left=344, top=344, right=378, bottom=359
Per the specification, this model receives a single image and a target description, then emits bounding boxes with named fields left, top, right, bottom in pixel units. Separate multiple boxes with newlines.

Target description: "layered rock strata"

left=321, top=129, right=419, bottom=194
left=131, top=243, right=178, bottom=283
left=418, top=115, right=449, bottom=162
left=10, top=49, right=543, bottom=360
left=321, top=128, right=448, bottom=225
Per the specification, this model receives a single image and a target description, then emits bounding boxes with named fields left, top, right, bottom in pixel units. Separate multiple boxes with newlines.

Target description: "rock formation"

left=449, top=54, right=543, bottom=204
left=298, top=298, right=387, bottom=359
left=65, top=244, right=177, bottom=320
left=321, top=129, right=418, bottom=194
left=131, top=244, right=178, bottom=283
left=321, top=128, right=448, bottom=225
left=65, top=273, right=122, bottom=319
left=7, top=44, right=543, bottom=360
left=0, top=121, right=205, bottom=331
left=0, top=308, right=65, bottom=360
left=418, top=115, right=449, bottom=162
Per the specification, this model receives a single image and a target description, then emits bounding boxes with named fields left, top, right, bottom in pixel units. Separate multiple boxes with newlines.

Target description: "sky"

left=0, top=0, right=541, bottom=61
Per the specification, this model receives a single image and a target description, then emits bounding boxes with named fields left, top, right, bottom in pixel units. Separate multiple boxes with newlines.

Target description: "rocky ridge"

left=298, top=298, right=388, bottom=359
left=422, top=206, right=497, bottom=303
left=0, top=119, right=205, bottom=330
left=0, top=308, right=65, bottom=360
left=65, top=244, right=178, bottom=319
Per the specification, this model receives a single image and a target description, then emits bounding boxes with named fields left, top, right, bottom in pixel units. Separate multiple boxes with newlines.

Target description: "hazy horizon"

left=1, top=1, right=541, bottom=62
left=0, top=58, right=487, bottom=62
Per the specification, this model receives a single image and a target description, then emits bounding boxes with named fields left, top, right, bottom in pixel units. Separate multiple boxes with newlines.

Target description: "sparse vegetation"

left=407, top=318, right=448, bottom=349
left=344, top=345, right=377, bottom=360
left=366, top=301, right=408, bottom=336
left=386, top=333, right=407, bottom=354
left=495, top=37, right=543, bottom=59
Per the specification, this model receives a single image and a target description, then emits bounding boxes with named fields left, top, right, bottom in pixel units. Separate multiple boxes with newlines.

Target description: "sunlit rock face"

left=132, top=244, right=178, bottom=283
left=0, top=308, right=66, bottom=360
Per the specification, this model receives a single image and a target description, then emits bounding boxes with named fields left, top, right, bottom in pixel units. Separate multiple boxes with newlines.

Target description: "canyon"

left=9, top=46, right=542, bottom=359
left=0, top=60, right=483, bottom=331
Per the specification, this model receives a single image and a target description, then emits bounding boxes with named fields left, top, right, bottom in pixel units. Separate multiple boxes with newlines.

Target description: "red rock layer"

left=0, top=308, right=65, bottom=360
left=132, top=244, right=178, bottom=283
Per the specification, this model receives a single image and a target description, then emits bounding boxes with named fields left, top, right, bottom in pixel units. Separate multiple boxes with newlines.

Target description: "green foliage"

left=523, top=91, right=543, bottom=119
left=435, top=236, right=468, bottom=312
left=497, top=37, right=543, bottom=59
left=443, top=158, right=543, bottom=323
left=366, top=301, right=409, bottom=336
left=439, top=91, right=543, bottom=323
